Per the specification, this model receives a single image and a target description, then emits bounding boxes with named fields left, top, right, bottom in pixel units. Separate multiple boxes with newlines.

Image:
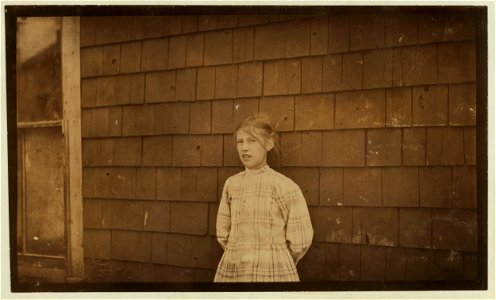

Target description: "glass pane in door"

left=17, top=17, right=62, bottom=123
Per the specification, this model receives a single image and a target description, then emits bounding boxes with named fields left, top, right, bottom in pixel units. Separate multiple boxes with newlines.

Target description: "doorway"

left=16, top=17, right=83, bottom=283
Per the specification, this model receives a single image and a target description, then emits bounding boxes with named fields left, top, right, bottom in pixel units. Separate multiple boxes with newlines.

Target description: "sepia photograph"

left=1, top=2, right=493, bottom=298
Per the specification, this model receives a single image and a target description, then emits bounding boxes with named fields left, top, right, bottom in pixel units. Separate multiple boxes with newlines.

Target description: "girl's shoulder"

left=266, top=168, right=300, bottom=193
left=224, top=170, right=246, bottom=185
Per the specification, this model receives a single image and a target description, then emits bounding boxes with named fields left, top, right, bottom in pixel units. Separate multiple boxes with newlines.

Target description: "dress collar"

left=244, top=165, right=270, bottom=175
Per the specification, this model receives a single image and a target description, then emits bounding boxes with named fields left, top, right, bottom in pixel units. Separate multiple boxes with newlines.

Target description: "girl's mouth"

left=242, top=154, right=251, bottom=159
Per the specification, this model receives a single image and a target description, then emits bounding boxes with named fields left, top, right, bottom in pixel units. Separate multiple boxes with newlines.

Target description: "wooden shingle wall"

left=80, top=10, right=478, bottom=282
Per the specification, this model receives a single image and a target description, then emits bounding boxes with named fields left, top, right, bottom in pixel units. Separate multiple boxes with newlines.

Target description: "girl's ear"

left=264, top=139, right=274, bottom=152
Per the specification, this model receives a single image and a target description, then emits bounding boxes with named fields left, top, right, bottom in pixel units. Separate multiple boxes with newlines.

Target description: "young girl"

left=214, top=113, right=313, bottom=282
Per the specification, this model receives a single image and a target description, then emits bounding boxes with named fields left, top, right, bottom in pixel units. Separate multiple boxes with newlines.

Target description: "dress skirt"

left=214, top=243, right=299, bottom=282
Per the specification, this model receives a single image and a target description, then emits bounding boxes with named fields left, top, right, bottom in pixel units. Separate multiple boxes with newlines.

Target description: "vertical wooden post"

left=61, top=17, right=84, bottom=282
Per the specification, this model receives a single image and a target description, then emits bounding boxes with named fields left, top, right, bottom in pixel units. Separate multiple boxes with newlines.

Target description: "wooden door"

left=16, top=16, right=83, bottom=283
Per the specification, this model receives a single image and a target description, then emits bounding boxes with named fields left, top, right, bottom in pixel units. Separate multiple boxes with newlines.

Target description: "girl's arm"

left=284, top=185, right=314, bottom=265
left=216, top=179, right=231, bottom=250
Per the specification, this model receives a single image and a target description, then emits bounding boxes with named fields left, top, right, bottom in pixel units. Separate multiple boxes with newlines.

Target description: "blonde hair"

left=234, top=113, right=279, bottom=167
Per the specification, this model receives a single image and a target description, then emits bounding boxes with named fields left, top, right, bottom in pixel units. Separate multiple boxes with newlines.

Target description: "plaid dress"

left=214, top=166, right=313, bottom=282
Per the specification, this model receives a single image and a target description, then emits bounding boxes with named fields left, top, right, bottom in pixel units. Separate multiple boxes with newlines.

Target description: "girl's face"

left=236, top=129, right=273, bottom=170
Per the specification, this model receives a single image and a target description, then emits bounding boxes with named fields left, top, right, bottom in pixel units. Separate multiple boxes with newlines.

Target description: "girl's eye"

left=247, top=138, right=256, bottom=143
left=236, top=140, right=243, bottom=144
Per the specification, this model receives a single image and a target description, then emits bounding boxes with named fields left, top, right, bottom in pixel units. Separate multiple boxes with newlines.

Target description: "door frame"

left=61, top=16, right=84, bottom=282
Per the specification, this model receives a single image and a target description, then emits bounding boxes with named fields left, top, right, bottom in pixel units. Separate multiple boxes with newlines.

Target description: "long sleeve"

left=216, top=178, right=231, bottom=250
left=283, top=185, right=314, bottom=265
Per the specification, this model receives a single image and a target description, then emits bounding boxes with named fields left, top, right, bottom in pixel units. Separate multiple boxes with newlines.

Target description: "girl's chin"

left=242, top=162, right=267, bottom=170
